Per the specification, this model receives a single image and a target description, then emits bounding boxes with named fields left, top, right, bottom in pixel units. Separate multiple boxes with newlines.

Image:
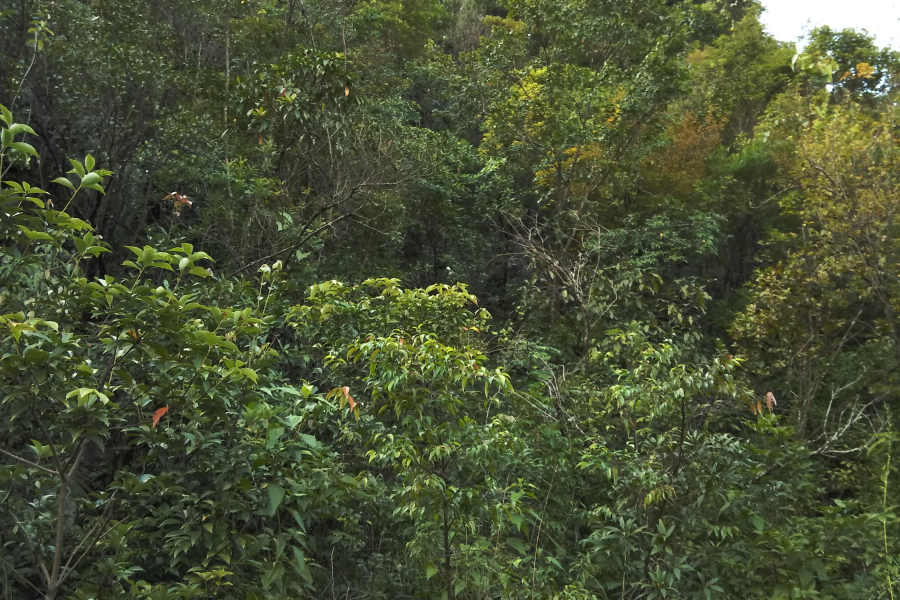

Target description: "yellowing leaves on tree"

left=855, top=62, right=875, bottom=79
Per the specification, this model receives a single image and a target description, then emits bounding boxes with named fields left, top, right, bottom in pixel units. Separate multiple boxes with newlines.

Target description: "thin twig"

left=0, top=555, right=43, bottom=595
left=531, top=470, right=557, bottom=599
left=59, top=492, right=118, bottom=582
left=0, top=448, right=58, bottom=476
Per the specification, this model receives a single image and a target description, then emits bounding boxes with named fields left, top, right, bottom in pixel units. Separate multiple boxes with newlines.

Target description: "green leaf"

left=506, top=537, right=528, bottom=555
left=299, top=433, right=319, bottom=450
left=81, top=172, right=102, bottom=187
left=268, top=484, right=286, bottom=514
left=289, top=509, right=306, bottom=532
left=10, top=142, right=38, bottom=157
left=751, top=515, right=765, bottom=534
left=68, top=158, right=85, bottom=177
left=266, top=426, right=285, bottom=449
left=8, top=123, right=36, bottom=136
left=17, top=226, right=53, bottom=241
left=52, top=177, right=75, bottom=189
left=245, top=534, right=270, bottom=559
left=23, top=347, right=49, bottom=364
left=454, top=578, right=467, bottom=595
left=424, top=563, right=439, bottom=580
left=292, top=546, right=313, bottom=583
left=238, top=367, right=259, bottom=383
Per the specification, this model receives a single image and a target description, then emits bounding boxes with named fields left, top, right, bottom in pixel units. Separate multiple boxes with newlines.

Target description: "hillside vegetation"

left=1, top=1, right=899, bottom=598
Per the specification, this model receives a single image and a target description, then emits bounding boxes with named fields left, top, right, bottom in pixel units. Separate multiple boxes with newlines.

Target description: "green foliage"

left=2, top=0, right=900, bottom=598
left=804, top=26, right=900, bottom=98
left=0, top=105, right=354, bottom=599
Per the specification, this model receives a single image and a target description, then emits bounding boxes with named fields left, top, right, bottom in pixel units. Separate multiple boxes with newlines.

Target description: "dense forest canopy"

left=1, top=0, right=899, bottom=598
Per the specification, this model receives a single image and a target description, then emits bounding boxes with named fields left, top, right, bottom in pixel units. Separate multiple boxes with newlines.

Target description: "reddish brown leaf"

left=152, top=406, right=169, bottom=428
left=348, top=395, right=357, bottom=411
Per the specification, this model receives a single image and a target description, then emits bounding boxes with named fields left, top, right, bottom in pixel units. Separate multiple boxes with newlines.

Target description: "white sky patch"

left=758, top=0, right=900, bottom=48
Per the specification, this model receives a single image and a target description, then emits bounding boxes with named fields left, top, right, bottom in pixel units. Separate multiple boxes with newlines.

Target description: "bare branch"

left=0, top=448, right=59, bottom=476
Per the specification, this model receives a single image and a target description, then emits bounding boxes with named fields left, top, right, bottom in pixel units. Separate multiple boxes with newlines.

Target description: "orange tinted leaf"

left=348, top=395, right=357, bottom=411
left=152, top=406, right=169, bottom=427
left=344, top=85, right=350, bottom=97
